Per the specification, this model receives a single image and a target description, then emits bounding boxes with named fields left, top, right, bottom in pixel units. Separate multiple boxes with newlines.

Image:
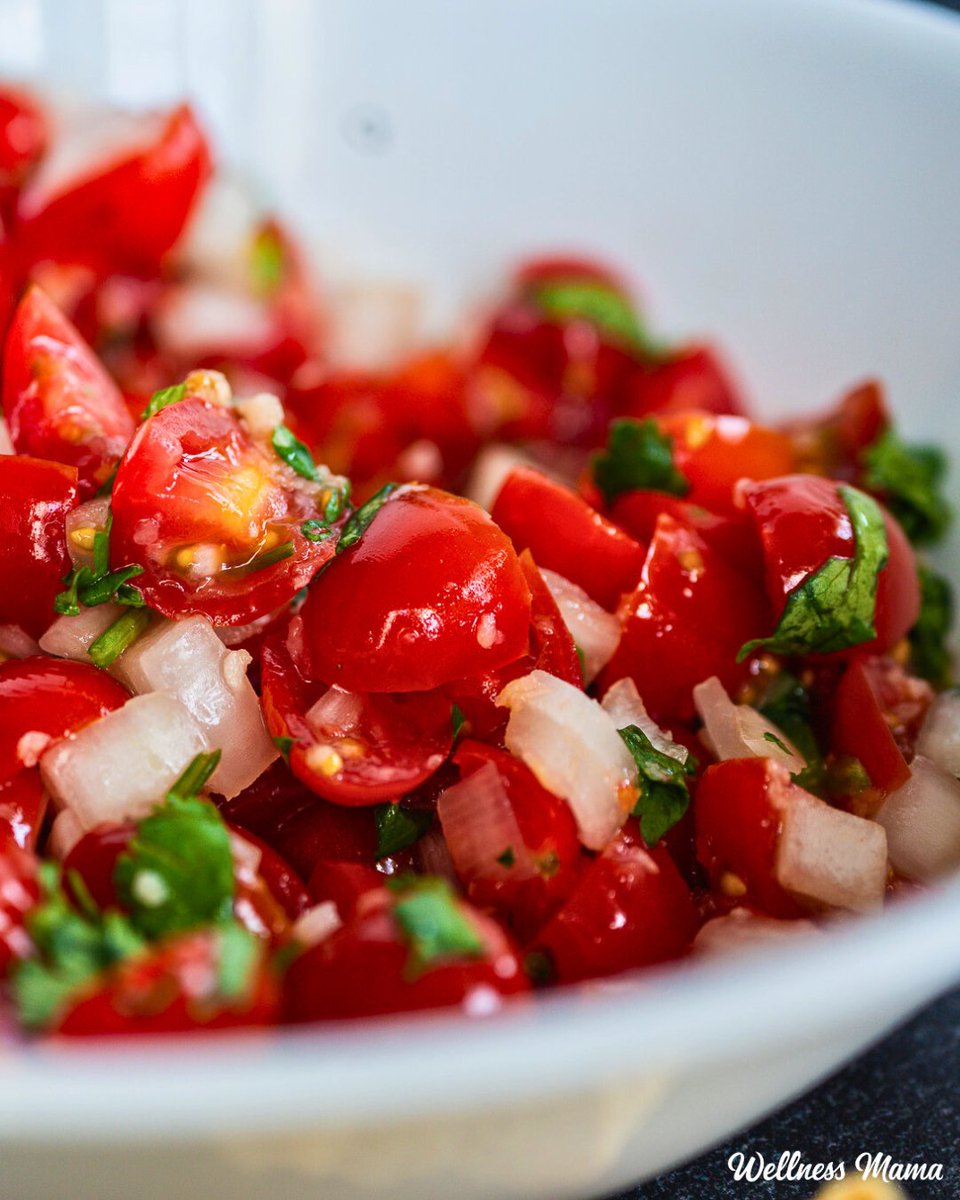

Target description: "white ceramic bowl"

left=2, top=1, right=960, bottom=1197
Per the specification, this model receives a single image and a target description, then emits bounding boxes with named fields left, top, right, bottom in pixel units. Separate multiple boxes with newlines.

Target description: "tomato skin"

left=783, top=379, right=890, bottom=477
left=531, top=833, right=697, bottom=984
left=232, top=828, right=310, bottom=923
left=626, top=346, right=745, bottom=419
left=0, top=86, right=46, bottom=215
left=492, top=467, right=645, bottom=610
left=17, top=104, right=211, bottom=279
left=0, top=455, right=78, bottom=638
left=63, top=822, right=135, bottom=911
left=742, top=474, right=920, bottom=656
left=283, top=888, right=529, bottom=1022
left=54, top=928, right=279, bottom=1036
left=307, top=860, right=385, bottom=921
left=110, top=396, right=334, bottom=625
left=3, top=286, right=135, bottom=495
left=694, top=757, right=806, bottom=918
left=302, top=486, right=531, bottom=693
left=0, top=843, right=39, bottom=976
left=0, top=770, right=47, bottom=852
left=599, top=514, right=770, bottom=725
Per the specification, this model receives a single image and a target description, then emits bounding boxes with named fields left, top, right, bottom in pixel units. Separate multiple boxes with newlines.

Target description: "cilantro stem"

left=88, top=608, right=150, bottom=668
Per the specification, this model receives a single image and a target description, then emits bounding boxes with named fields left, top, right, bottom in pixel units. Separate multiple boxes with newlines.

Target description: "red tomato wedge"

left=3, top=286, right=135, bottom=494
left=0, top=456, right=77, bottom=638
left=0, top=86, right=46, bottom=214
left=0, top=843, right=38, bottom=975
left=302, top=485, right=532, bottom=693
left=626, top=345, right=745, bottom=418
left=110, top=395, right=335, bottom=625
left=0, top=771, right=47, bottom=852
left=261, top=619, right=454, bottom=806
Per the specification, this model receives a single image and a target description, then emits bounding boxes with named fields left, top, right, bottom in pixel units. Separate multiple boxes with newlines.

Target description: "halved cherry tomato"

left=231, top=827, right=310, bottom=923
left=491, top=467, right=645, bottom=610
left=302, top=485, right=531, bottom=692
left=783, top=379, right=890, bottom=478
left=531, top=829, right=697, bottom=983
left=62, top=821, right=135, bottom=911
left=742, top=474, right=920, bottom=656
left=55, top=927, right=279, bottom=1036
left=0, top=771, right=48, bottom=852
left=283, top=885, right=528, bottom=1021
left=3, top=286, right=135, bottom=494
left=307, top=860, right=385, bottom=921
left=110, top=395, right=335, bottom=625
left=0, top=455, right=77, bottom=638
left=17, top=104, right=211, bottom=279
left=261, top=619, right=454, bottom=806
left=599, top=514, right=771, bottom=725
left=625, top=345, right=745, bottom=419
left=0, top=86, right=46, bottom=217
left=0, top=843, right=38, bottom=975
left=694, top=757, right=806, bottom=919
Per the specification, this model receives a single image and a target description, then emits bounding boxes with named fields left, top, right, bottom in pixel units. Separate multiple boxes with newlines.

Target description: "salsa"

left=0, top=88, right=956, bottom=1037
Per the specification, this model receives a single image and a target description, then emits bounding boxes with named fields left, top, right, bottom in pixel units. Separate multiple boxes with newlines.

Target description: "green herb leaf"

left=451, top=704, right=466, bottom=742
left=763, top=731, right=790, bottom=754
left=322, top=481, right=351, bottom=524
left=908, top=563, right=954, bottom=686
left=861, top=430, right=951, bottom=547
left=215, top=921, right=259, bottom=1001
left=756, top=672, right=825, bottom=794
left=53, top=514, right=146, bottom=616
left=337, top=483, right=399, bottom=554
left=166, top=751, right=223, bottom=803
left=618, top=724, right=694, bottom=847
left=739, top=485, right=888, bottom=660
left=496, top=847, right=516, bottom=868
left=273, top=735, right=294, bottom=763
left=141, top=383, right=187, bottom=421
left=245, top=541, right=295, bottom=572
left=250, top=225, right=286, bottom=296
left=531, top=279, right=652, bottom=354
left=88, top=608, right=150, bottom=668
left=389, top=876, right=484, bottom=973
left=824, top=754, right=871, bottom=799
left=300, top=519, right=333, bottom=543
left=271, top=424, right=319, bottom=482
left=592, top=418, right=690, bottom=506
left=374, top=804, right=433, bottom=859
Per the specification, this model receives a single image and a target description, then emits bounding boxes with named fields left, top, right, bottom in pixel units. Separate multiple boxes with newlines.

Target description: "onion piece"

left=540, top=568, right=621, bottom=683
left=152, top=281, right=274, bottom=361
left=0, top=418, right=14, bottom=455
left=464, top=444, right=534, bottom=512
left=875, top=755, right=960, bottom=882
left=601, top=677, right=689, bottom=765
left=111, top=615, right=278, bottom=798
left=48, top=809, right=84, bottom=861
left=39, top=604, right=124, bottom=663
left=438, top=761, right=536, bottom=884
left=39, top=693, right=207, bottom=831
left=65, top=497, right=112, bottom=568
left=694, top=675, right=806, bottom=773
left=498, top=669, right=634, bottom=851
left=305, top=687, right=365, bottom=740
left=233, top=392, right=285, bottom=440
left=325, top=282, right=421, bottom=371
left=291, top=901, right=343, bottom=949
left=0, top=625, right=41, bottom=660
left=916, top=690, right=960, bottom=779
left=775, top=790, right=888, bottom=913
left=414, top=826, right=459, bottom=884
left=694, top=908, right=820, bottom=957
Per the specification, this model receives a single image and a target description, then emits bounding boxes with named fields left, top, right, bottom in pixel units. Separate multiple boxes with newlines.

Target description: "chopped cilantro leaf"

left=390, top=876, right=484, bottom=973
left=141, top=383, right=187, bottom=421
left=763, top=731, right=790, bottom=754
left=273, top=735, right=294, bottom=763
left=322, top=481, right=351, bottom=524
left=88, top=607, right=150, bottom=668
left=530, top=279, right=655, bottom=355
left=54, top=515, right=145, bottom=616
left=739, top=485, right=888, bottom=660
left=375, top=803, right=433, bottom=858
left=301, top=519, right=333, bottom=543
left=592, top=417, right=690, bottom=505
left=496, top=847, right=516, bottom=869
left=824, top=754, right=871, bottom=799
left=337, top=483, right=399, bottom=554
left=756, top=672, right=825, bottom=794
left=862, top=430, right=951, bottom=546
left=271, top=424, right=319, bottom=482
left=451, top=704, right=466, bottom=742
left=245, top=541, right=295, bottom=572
left=618, top=724, right=694, bottom=847
left=250, top=226, right=285, bottom=296
left=215, top=921, right=259, bottom=1001
left=909, top=563, right=954, bottom=686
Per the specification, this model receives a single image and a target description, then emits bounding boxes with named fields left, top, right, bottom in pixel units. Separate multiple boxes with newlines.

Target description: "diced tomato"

left=599, top=514, right=770, bottom=724
left=55, top=927, right=279, bottom=1036
left=694, top=757, right=806, bottom=918
left=0, top=771, right=47, bottom=852
left=0, top=455, right=78, bottom=638
left=742, top=474, right=920, bottom=656
left=307, top=860, right=385, bottom=921
left=0, top=86, right=46, bottom=216
left=110, top=395, right=335, bottom=625
left=62, top=821, right=136, bottom=911
left=231, top=828, right=310, bottom=923
left=0, top=843, right=39, bottom=975
left=783, top=379, right=890, bottom=477
left=492, top=467, right=645, bottom=610
left=625, top=345, right=745, bottom=419
left=283, top=886, right=528, bottom=1021
left=302, top=485, right=531, bottom=692
left=3, top=286, right=135, bottom=494
left=531, top=832, right=697, bottom=983
left=17, top=104, right=211, bottom=279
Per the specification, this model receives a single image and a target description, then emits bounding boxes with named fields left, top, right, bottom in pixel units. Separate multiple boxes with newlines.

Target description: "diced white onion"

left=498, top=669, right=634, bottom=851
left=39, top=693, right=207, bottom=831
left=65, top=497, right=112, bottom=567
left=325, top=282, right=421, bottom=371
left=0, top=418, right=14, bottom=455
left=0, top=625, right=41, bottom=660
left=291, top=901, right=343, bottom=948
left=305, top=686, right=365, bottom=739
left=233, top=392, right=285, bottom=440
left=694, top=675, right=806, bottom=773
left=48, top=809, right=85, bottom=861
left=540, top=568, right=621, bottom=683
left=601, top=677, right=689, bottom=765
left=112, top=615, right=277, bottom=798
left=916, top=690, right=960, bottom=779
left=152, top=282, right=274, bottom=360
left=875, top=755, right=960, bottom=882
left=464, top=444, right=533, bottom=512
left=39, top=604, right=123, bottom=662
left=438, top=761, right=535, bottom=883
left=694, top=908, right=820, bottom=957
left=179, top=174, right=262, bottom=290
left=775, top=790, right=888, bottom=913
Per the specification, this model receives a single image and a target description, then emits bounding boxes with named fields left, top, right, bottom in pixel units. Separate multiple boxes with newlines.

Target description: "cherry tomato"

left=783, top=379, right=890, bottom=477
left=625, top=345, right=745, bottom=418
left=694, top=757, right=807, bottom=919
left=0, top=771, right=47, bottom=852
left=0, top=455, right=77, bottom=638
left=0, top=843, right=38, bottom=975
left=307, top=860, right=386, bottom=921
left=55, top=928, right=279, bottom=1036
left=531, top=831, right=697, bottom=983
left=302, top=485, right=531, bottom=692
left=231, top=827, right=310, bottom=922
left=742, top=474, right=920, bottom=656
left=110, top=395, right=335, bottom=625
left=3, top=286, right=135, bottom=495
left=0, top=86, right=46, bottom=216
left=599, top=514, right=771, bottom=725
left=283, top=886, right=528, bottom=1021
left=63, top=821, right=135, bottom=911
left=491, top=467, right=645, bottom=610
left=17, top=104, right=211, bottom=279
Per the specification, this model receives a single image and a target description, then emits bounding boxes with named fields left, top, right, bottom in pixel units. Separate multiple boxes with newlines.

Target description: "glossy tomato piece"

left=0, top=455, right=77, bottom=638
left=62, top=821, right=135, bottom=911
left=283, top=885, right=529, bottom=1021
left=783, top=379, right=890, bottom=477
left=3, top=286, right=135, bottom=494
left=231, top=827, right=310, bottom=923
left=599, top=514, right=771, bottom=725
left=55, top=927, right=279, bottom=1036
left=17, top=104, right=211, bottom=278
left=0, top=86, right=46, bottom=212
left=694, top=757, right=806, bottom=919
left=0, top=843, right=39, bottom=975
left=742, top=475, right=920, bottom=656
left=0, top=770, right=47, bottom=852
left=110, top=395, right=334, bottom=624
left=531, top=833, right=697, bottom=983
left=625, top=345, right=745, bottom=419
left=491, top=467, right=645, bottom=610
left=307, top=860, right=385, bottom=921
left=303, top=485, right=531, bottom=692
